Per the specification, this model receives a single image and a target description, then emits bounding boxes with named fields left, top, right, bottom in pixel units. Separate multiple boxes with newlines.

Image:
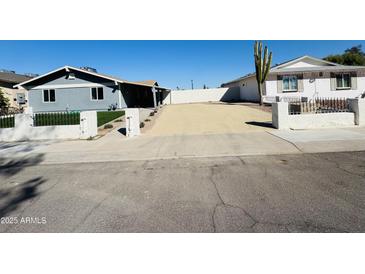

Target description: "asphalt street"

left=0, top=151, right=364, bottom=232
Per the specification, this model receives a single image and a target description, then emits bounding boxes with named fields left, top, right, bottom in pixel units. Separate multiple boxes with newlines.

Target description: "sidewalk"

left=1, top=127, right=365, bottom=164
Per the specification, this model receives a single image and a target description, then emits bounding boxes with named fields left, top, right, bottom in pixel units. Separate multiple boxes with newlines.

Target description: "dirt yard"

left=144, top=103, right=273, bottom=136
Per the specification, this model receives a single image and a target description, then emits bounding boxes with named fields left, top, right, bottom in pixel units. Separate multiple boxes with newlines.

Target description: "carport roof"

left=14, top=65, right=169, bottom=90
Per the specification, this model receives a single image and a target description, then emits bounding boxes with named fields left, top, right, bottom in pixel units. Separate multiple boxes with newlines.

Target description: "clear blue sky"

left=0, top=40, right=364, bottom=89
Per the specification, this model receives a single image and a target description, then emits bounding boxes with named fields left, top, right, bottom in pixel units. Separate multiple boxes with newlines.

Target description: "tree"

left=323, top=45, right=365, bottom=66
left=254, top=41, right=272, bottom=105
left=0, top=88, right=10, bottom=113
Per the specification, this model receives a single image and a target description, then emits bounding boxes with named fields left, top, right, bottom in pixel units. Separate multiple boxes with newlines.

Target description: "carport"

left=120, top=81, right=170, bottom=108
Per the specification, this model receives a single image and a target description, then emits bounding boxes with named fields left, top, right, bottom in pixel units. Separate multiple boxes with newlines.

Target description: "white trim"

left=14, top=66, right=69, bottom=88
left=90, top=87, right=104, bottom=101
left=30, top=83, right=104, bottom=90
left=42, top=89, right=56, bottom=103
left=14, top=65, right=169, bottom=90
left=335, top=73, right=351, bottom=90
left=282, top=75, right=298, bottom=92
left=117, top=84, right=122, bottom=108
left=274, top=55, right=339, bottom=70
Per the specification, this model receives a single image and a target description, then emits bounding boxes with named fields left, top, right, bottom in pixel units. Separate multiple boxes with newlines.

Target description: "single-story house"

left=221, top=55, right=365, bottom=103
left=14, top=66, right=170, bottom=113
left=0, top=70, right=34, bottom=109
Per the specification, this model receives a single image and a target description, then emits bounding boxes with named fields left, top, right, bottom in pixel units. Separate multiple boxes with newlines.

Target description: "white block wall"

left=163, top=88, right=240, bottom=105
left=0, top=111, right=98, bottom=142
left=271, top=101, right=365, bottom=130
left=288, top=112, right=355, bottom=129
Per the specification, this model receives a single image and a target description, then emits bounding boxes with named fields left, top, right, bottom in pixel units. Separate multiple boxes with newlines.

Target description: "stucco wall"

left=240, top=77, right=260, bottom=102
left=163, top=88, right=240, bottom=104
left=265, top=76, right=365, bottom=100
left=29, top=87, right=122, bottom=112
left=27, top=72, right=126, bottom=112
left=225, top=74, right=365, bottom=103
left=223, top=76, right=260, bottom=102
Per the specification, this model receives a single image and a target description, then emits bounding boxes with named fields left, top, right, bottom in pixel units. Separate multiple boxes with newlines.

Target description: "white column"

left=152, top=87, right=157, bottom=108
left=80, top=111, right=98, bottom=139
left=349, top=98, right=365, bottom=126
left=272, top=102, right=289, bottom=130
left=125, top=108, right=140, bottom=137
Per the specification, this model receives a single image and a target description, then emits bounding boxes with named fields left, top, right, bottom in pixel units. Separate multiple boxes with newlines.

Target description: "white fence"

left=0, top=111, right=97, bottom=142
left=163, top=87, right=240, bottom=105
left=272, top=98, right=365, bottom=130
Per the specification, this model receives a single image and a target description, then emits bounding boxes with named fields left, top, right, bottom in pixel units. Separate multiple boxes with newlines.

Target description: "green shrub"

left=149, top=112, right=154, bottom=116
left=144, top=118, right=151, bottom=122
left=139, top=122, right=145, bottom=128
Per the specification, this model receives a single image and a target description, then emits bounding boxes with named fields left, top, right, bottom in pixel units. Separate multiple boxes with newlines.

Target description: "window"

left=336, top=74, right=351, bottom=89
left=91, top=87, right=104, bottom=100
left=43, top=89, right=56, bottom=102
left=282, top=75, right=298, bottom=92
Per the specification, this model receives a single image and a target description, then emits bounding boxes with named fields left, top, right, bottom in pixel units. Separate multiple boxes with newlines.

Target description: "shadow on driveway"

left=245, top=121, right=274, bottom=129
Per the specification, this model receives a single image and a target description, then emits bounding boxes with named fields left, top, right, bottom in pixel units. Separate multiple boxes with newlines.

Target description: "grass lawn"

left=0, top=116, right=15, bottom=128
left=97, top=111, right=125, bottom=127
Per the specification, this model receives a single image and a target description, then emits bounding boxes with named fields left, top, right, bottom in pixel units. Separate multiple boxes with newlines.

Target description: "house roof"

left=0, top=71, right=33, bottom=84
left=271, top=55, right=339, bottom=70
left=14, top=66, right=169, bottom=90
left=135, top=80, right=158, bottom=86
left=221, top=55, right=365, bottom=86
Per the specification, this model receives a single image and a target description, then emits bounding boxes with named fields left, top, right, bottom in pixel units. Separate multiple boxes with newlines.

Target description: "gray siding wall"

left=27, top=72, right=127, bottom=112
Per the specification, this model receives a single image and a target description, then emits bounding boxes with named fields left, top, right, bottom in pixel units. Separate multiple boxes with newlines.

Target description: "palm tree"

left=254, top=41, right=272, bottom=105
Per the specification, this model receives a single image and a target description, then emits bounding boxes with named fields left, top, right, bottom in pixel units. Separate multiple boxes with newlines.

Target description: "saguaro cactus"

left=254, top=41, right=272, bottom=105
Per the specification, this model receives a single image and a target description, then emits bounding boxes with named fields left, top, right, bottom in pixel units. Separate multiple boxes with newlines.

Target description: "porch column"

left=152, top=87, right=157, bottom=108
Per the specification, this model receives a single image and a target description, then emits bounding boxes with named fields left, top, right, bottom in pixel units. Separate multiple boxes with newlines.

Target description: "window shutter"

left=330, top=72, right=336, bottom=91
left=351, top=71, right=358, bottom=90
left=277, top=75, right=283, bottom=93
left=297, top=74, right=304, bottom=92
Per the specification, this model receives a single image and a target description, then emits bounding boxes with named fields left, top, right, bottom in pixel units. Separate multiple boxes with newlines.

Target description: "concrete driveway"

left=145, top=103, right=272, bottom=136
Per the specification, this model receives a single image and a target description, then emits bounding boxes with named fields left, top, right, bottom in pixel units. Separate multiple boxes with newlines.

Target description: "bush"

left=149, top=112, right=155, bottom=117
left=139, top=122, right=145, bottom=128
left=144, top=118, right=151, bottom=122
left=104, top=124, right=113, bottom=129
left=115, top=119, right=123, bottom=122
